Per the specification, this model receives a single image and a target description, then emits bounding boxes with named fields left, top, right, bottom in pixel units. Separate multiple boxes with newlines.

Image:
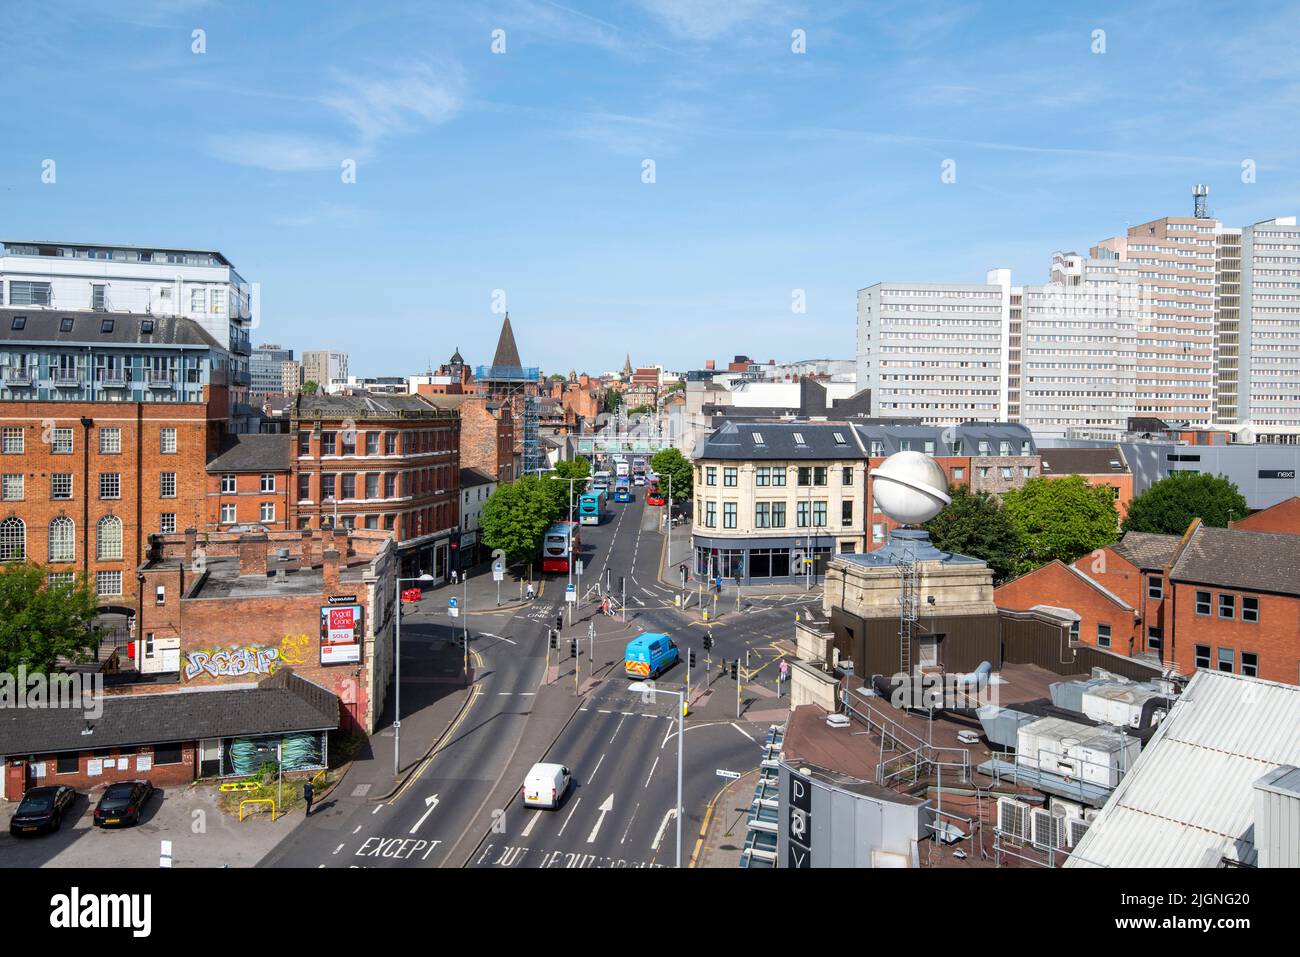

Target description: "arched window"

left=48, top=517, right=75, bottom=563
left=0, top=516, right=24, bottom=561
left=96, top=515, right=123, bottom=561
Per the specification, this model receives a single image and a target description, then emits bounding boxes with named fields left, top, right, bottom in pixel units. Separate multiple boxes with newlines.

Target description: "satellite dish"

left=870, top=451, right=951, bottom=525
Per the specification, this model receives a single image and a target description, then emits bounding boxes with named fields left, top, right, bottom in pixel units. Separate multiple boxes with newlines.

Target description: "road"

left=262, top=486, right=809, bottom=868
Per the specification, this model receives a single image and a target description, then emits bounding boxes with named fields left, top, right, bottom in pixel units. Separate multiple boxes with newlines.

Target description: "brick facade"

left=0, top=397, right=223, bottom=607
left=995, top=560, right=1140, bottom=655
left=1231, top=496, right=1300, bottom=534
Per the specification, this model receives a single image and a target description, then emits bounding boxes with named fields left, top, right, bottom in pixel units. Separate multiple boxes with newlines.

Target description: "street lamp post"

left=627, top=681, right=684, bottom=868
left=393, top=571, right=435, bottom=778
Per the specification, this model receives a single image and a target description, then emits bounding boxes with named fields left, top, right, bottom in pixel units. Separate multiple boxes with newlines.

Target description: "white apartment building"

left=1238, top=217, right=1300, bottom=428
left=1017, top=252, right=1140, bottom=436
left=302, top=350, right=348, bottom=392
left=0, top=239, right=253, bottom=404
left=856, top=280, right=1005, bottom=425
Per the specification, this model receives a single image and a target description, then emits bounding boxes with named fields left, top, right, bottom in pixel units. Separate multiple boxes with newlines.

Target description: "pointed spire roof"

left=622, top=352, right=633, bottom=376
left=450, top=345, right=464, bottom=364
left=492, top=313, right=522, bottom=369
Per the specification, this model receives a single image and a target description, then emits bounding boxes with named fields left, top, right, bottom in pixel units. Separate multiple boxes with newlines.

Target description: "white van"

left=523, top=762, right=572, bottom=809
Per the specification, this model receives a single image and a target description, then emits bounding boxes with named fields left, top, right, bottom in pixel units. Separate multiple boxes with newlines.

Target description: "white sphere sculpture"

left=869, top=451, right=951, bottom=525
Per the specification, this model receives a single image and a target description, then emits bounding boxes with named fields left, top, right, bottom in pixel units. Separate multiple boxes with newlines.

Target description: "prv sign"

left=787, top=769, right=812, bottom=868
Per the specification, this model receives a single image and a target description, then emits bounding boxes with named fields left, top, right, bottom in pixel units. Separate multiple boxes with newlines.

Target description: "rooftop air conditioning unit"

left=996, top=797, right=1030, bottom=845
left=1067, top=818, right=1090, bottom=848
left=1031, top=807, right=1066, bottom=851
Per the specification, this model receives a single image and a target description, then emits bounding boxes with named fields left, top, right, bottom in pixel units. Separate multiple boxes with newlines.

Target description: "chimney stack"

left=238, top=532, right=269, bottom=578
left=323, top=548, right=341, bottom=593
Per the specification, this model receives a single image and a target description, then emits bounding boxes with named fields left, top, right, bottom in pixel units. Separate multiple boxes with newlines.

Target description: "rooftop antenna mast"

left=1193, top=183, right=1210, bottom=220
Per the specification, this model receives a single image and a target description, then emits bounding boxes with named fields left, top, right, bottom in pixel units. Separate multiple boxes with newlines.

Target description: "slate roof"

left=0, top=669, right=338, bottom=756
left=1040, top=446, right=1128, bottom=475
left=1170, top=524, right=1300, bottom=596
left=1110, top=531, right=1182, bottom=570
left=206, top=432, right=292, bottom=472
left=0, top=307, right=224, bottom=350
left=460, top=467, right=496, bottom=488
left=295, top=393, right=447, bottom=418
left=491, top=314, right=523, bottom=369
left=695, top=421, right=867, bottom=461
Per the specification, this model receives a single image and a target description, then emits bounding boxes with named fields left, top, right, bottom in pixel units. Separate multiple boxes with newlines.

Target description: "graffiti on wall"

left=278, top=633, right=312, bottom=666
left=184, top=646, right=280, bottom=680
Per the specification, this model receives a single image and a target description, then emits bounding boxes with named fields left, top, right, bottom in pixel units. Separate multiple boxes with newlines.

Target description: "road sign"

left=575, top=559, right=584, bottom=576
left=565, top=583, right=576, bottom=603
left=448, top=597, right=459, bottom=618
left=492, top=561, right=504, bottom=583
left=716, top=769, right=741, bottom=779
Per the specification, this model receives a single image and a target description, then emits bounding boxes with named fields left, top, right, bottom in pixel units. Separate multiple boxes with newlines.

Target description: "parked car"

left=523, top=763, right=572, bottom=809
left=93, top=780, right=155, bottom=828
left=9, top=785, right=76, bottom=835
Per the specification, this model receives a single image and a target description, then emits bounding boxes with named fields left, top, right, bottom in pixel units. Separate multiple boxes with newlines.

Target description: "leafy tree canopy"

left=479, top=476, right=565, bottom=566
left=1122, top=472, right=1248, bottom=535
left=649, top=447, right=694, bottom=501
left=923, top=485, right=1022, bottom=584
left=1002, top=475, right=1119, bottom=574
left=0, top=564, right=100, bottom=674
left=301, top=380, right=319, bottom=395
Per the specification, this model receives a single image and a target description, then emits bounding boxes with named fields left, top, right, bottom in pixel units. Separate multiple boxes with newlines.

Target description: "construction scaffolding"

left=476, top=363, right=541, bottom=474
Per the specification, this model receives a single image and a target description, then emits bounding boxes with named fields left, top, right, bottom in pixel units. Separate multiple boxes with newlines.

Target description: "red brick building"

left=0, top=397, right=225, bottom=611
left=421, top=393, right=517, bottom=484
left=1039, top=446, right=1134, bottom=521
left=205, top=432, right=295, bottom=531
left=995, top=560, right=1139, bottom=656
left=1231, top=496, right=1300, bottom=534
left=290, top=394, right=460, bottom=580
left=135, top=526, right=396, bottom=732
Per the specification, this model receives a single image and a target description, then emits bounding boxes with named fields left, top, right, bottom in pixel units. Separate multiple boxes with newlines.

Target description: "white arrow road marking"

left=651, top=807, right=676, bottom=851
left=587, top=794, right=615, bottom=844
left=521, top=810, right=543, bottom=838
left=410, top=794, right=440, bottom=834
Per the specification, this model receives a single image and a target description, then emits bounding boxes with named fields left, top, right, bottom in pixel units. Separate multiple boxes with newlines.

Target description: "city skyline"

left=5, top=2, right=1300, bottom=375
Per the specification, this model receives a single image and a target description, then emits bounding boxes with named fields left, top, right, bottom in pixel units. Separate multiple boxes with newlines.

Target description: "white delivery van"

left=523, top=762, right=572, bottom=809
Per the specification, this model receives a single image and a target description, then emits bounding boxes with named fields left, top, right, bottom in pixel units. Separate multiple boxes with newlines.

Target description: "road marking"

left=352, top=826, right=362, bottom=834
left=521, top=810, right=543, bottom=838
left=409, top=794, right=440, bottom=834
left=731, top=722, right=755, bottom=742
left=644, top=754, right=660, bottom=787
left=333, top=843, right=344, bottom=855
left=651, top=807, right=676, bottom=851
left=609, top=714, right=626, bottom=743
left=372, top=805, right=384, bottom=815
left=591, top=753, right=607, bottom=780
left=621, top=802, right=640, bottom=844
left=556, top=796, right=582, bottom=837
left=587, top=794, right=615, bottom=843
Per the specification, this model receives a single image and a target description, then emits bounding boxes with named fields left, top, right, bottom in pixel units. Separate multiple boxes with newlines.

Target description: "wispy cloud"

left=634, top=0, right=784, bottom=42
left=207, top=60, right=464, bottom=172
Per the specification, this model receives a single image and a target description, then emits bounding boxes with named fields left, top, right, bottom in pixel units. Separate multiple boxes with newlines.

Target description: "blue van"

left=624, top=633, right=680, bottom=680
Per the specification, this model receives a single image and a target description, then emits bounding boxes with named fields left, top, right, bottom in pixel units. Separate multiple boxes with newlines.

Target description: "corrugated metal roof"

left=1066, top=670, right=1300, bottom=868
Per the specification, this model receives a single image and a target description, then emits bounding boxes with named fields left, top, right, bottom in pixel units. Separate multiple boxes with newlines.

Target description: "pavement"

left=691, top=766, right=758, bottom=869
left=0, top=784, right=283, bottom=868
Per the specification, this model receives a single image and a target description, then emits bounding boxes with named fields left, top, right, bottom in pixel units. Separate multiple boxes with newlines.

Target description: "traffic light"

left=570, top=639, right=578, bottom=658
left=555, top=613, right=563, bottom=631
left=619, top=576, right=625, bottom=594
left=703, top=634, right=713, bottom=651
left=549, top=630, right=557, bottom=650
left=730, top=660, right=738, bottom=680
left=688, top=649, right=696, bottom=668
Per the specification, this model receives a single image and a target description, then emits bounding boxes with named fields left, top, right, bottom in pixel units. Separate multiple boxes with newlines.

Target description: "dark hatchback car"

left=93, top=781, right=155, bottom=828
left=9, top=785, right=77, bottom=835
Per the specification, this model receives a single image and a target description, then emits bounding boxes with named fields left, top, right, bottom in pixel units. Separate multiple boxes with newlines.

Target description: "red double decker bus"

left=541, top=520, right=580, bottom=573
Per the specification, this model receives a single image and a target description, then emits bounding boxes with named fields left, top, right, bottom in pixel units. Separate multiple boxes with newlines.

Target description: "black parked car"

left=93, top=780, right=155, bottom=828
left=9, top=785, right=77, bottom=835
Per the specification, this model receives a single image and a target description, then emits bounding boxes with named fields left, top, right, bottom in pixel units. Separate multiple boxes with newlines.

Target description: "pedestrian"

left=526, top=582, right=535, bottom=601
left=303, top=779, right=315, bottom=818
left=450, top=568, right=458, bottom=585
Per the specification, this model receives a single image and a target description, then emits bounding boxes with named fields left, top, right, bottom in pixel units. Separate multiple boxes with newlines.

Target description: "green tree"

left=301, top=380, right=319, bottom=396
left=627, top=404, right=655, bottom=416
left=1002, top=475, right=1119, bottom=574
left=553, top=456, right=591, bottom=481
left=605, top=390, right=623, bottom=414
left=1122, top=472, right=1248, bottom=535
left=649, top=447, right=694, bottom=501
left=923, top=485, right=1022, bottom=583
left=0, top=564, right=101, bottom=673
left=479, top=476, right=564, bottom=567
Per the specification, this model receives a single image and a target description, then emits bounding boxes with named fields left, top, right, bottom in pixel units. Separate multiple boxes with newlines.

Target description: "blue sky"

left=3, top=0, right=1299, bottom=377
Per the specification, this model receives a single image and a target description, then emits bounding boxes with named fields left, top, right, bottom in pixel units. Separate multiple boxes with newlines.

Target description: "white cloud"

left=635, top=0, right=780, bottom=42
left=206, top=132, right=353, bottom=172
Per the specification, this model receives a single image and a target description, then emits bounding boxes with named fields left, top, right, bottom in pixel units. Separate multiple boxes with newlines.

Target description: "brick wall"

left=206, top=468, right=294, bottom=530
left=1073, top=547, right=1171, bottom=660
left=1170, top=582, right=1300, bottom=685
left=995, top=560, right=1141, bottom=655
left=1231, top=497, right=1300, bottom=534
left=20, top=744, right=197, bottom=795
left=0, top=398, right=221, bottom=606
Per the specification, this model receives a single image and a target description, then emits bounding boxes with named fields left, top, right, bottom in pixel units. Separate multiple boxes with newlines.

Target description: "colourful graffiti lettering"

left=184, top=646, right=280, bottom=680
left=278, top=633, right=312, bottom=666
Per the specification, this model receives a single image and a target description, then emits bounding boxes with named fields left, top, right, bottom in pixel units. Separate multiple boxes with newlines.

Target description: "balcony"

left=52, top=370, right=82, bottom=388
left=147, top=371, right=175, bottom=389
left=100, top=373, right=128, bottom=389
left=3, top=370, right=33, bottom=387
